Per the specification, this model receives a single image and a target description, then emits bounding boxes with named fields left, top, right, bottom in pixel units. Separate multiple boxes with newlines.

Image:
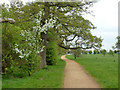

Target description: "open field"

left=66, top=54, right=118, bottom=88
left=2, top=56, right=66, bottom=88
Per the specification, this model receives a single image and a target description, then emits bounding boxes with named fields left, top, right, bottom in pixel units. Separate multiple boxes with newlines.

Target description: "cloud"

left=84, top=0, right=119, bottom=50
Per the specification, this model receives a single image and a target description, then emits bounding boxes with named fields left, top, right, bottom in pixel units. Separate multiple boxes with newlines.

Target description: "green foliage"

left=2, top=1, right=57, bottom=77
left=115, top=36, right=120, bottom=49
left=94, top=50, right=97, bottom=54
left=93, top=49, right=99, bottom=54
left=112, top=36, right=120, bottom=50
left=1, top=3, right=43, bottom=77
left=71, top=49, right=82, bottom=59
left=2, top=23, right=22, bottom=74
left=88, top=50, right=92, bottom=54
left=114, top=50, right=118, bottom=54
left=46, top=46, right=58, bottom=65
left=46, top=31, right=58, bottom=65
left=1, top=1, right=103, bottom=77
left=101, top=49, right=107, bottom=56
left=82, top=50, right=88, bottom=54
left=2, top=22, right=41, bottom=77
left=58, top=47, right=67, bottom=55
left=0, top=75, right=1, bottom=90
left=49, top=2, right=103, bottom=50
left=108, top=50, right=114, bottom=57
left=2, top=56, right=66, bottom=88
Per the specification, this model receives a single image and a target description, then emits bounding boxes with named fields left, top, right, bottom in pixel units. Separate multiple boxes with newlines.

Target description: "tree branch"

left=58, top=43, right=92, bottom=50
left=36, top=2, right=93, bottom=8
left=65, top=35, right=77, bottom=42
left=0, top=18, right=15, bottom=24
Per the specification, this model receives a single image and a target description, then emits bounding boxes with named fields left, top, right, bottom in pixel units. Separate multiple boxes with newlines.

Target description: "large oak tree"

left=1, top=0, right=102, bottom=68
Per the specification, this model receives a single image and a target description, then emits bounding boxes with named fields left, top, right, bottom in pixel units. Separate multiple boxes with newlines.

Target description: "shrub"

left=46, top=47, right=58, bottom=65
left=89, top=50, right=92, bottom=54
left=114, top=50, right=118, bottom=54
left=46, top=31, right=58, bottom=65
left=2, top=23, right=41, bottom=77
left=109, top=50, right=114, bottom=57
left=94, top=50, right=97, bottom=54
left=101, top=49, right=107, bottom=56
left=82, top=50, right=88, bottom=54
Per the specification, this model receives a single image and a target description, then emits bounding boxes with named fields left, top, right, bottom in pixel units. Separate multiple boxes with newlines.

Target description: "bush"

left=82, top=50, right=88, bottom=54
left=46, top=31, right=58, bottom=65
left=89, top=51, right=92, bottom=54
left=114, top=50, right=118, bottom=54
left=94, top=50, right=97, bottom=54
left=46, top=47, right=58, bottom=65
left=109, top=50, right=114, bottom=57
left=2, top=23, right=22, bottom=75
left=101, top=49, right=107, bottom=56
left=2, top=23, right=41, bottom=77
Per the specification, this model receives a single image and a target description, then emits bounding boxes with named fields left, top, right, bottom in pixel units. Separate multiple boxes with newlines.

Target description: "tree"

left=1, top=1, right=49, bottom=69
left=108, top=50, right=114, bottom=57
left=101, top=49, right=107, bottom=56
left=115, top=36, right=120, bottom=49
left=58, top=47, right=67, bottom=55
left=2, top=23, right=23, bottom=75
left=112, top=36, right=119, bottom=49
left=94, top=50, right=97, bottom=54
left=114, top=50, right=118, bottom=54
left=96, top=49, right=100, bottom=54
left=35, top=1, right=102, bottom=67
left=71, top=48, right=82, bottom=59
left=1, top=1, right=103, bottom=69
left=89, top=50, right=92, bottom=54
left=0, top=18, right=15, bottom=24
left=112, top=36, right=119, bottom=53
left=94, top=49, right=100, bottom=54
left=1, top=2, right=54, bottom=76
left=82, top=50, right=88, bottom=54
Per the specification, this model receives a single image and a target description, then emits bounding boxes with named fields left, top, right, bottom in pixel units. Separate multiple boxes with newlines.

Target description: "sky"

left=84, top=0, right=119, bottom=51
left=0, top=0, right=119, bottom=51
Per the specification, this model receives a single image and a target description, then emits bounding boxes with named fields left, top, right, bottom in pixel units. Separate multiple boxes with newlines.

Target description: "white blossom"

left=13, top=10, right=57, bottom=60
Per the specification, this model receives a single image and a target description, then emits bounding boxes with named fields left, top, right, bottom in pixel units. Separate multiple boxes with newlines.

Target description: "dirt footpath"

left=61, top=55, right=101, bottom=88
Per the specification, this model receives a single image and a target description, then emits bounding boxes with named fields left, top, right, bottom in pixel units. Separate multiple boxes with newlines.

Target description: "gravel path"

left=61, top=55, right=101, bottom=88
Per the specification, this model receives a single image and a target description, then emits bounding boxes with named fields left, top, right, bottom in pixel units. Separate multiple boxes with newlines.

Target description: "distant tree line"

left=70, top=49, right=118, bottom=59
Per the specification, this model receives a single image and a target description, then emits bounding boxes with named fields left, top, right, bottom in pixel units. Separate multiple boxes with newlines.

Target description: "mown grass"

left=2, top=56, right=66, bottom=88
left=0, top=75, right=2, bottom=89
left=66, top=54, right=118, bottom=88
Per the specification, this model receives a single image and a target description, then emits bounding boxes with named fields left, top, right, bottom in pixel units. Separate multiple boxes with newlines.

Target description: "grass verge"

left=66, top=54, right=118, bottom=88
left=0, top=75, right=2, bottom=90
left=2, top=56, right=66, bottom=88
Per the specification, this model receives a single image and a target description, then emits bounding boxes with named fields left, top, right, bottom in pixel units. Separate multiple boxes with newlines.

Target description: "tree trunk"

left=39, top=32, right=47, bottom=68
left=39, top=2, right=49, bottom=68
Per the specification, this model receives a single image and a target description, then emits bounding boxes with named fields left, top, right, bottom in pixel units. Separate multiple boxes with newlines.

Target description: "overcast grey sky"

left=84, top=0, right=119, bottom=51
left=0, top=0, right=119, bottom=51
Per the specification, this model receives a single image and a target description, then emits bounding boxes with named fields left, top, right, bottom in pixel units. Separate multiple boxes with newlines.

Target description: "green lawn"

left=66, top=54, right=118, bottom=88
left=0, top=75, right=2, bottom=90
left=2, top=56, right=66, bottom=88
